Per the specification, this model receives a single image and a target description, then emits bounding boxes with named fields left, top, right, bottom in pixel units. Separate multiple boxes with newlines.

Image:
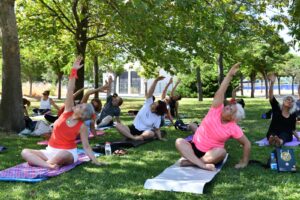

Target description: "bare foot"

left=203, top=164, right=216, bottom=171
left=48, top=163, right=59, bottom=170
left=274, top=136, right=283, bottom=147
left=133, top=135, right=144, bottom=141
left=269, top=135, right=275, bottom=146
left=179, top=159, right=196, bottom=167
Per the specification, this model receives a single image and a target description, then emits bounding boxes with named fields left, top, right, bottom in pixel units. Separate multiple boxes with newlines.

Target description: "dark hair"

left=172, top=95, right=181, bottom=101
left=155, top=100, right=167, bottom=116
left=91, top=98, right=102, bottom=112
left=237, top=99, right=245, bottom=108
left=152, top=96, right=156, bottom=102
left=23, top=98, right=31, bottom=107
left=117, top=96, right=123, bottom=106
left=42, top=90, right=50, bottom=96
left=113, top=93, right=118, bottom=97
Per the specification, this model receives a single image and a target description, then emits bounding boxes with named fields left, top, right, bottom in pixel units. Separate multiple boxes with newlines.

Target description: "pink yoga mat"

left=37, top=130, right=105, bottom=146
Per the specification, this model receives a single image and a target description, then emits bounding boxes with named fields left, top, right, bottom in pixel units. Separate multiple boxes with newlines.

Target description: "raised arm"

left=212, top=62, right=240, bottom=108
left=106, top=76, right=113, bottom=97
left=161, top=78, right=173, bottom=99
left=232, top=85, right=241, bottom=99
left=268, top=73, right=276, bottom=101
left=170, top=79, right=181, bottom=97
left=73, top=87, right=87, bottom=99
left=64, top=56, right=83, bottom=112
left=146, top=76, right=165, bottom=99
left=81, top=84, right=109, bottom=104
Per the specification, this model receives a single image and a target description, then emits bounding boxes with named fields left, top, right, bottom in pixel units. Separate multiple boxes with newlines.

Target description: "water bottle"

left=105, top=142, right=112, bottom=156
left=270, top=152, right=278, bottom=170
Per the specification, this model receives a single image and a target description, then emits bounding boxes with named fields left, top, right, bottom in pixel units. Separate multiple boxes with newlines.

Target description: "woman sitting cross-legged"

left=115, top=76, right=168, bottom=141
left=175, top=62, right=251, bottom=171
left=21, top=56, right=104, bottom=169
left=266, top=73, right=299, bottom=147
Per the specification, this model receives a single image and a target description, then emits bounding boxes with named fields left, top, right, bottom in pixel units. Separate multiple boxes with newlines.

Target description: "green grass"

left=1, top=97, right=300, bottom=200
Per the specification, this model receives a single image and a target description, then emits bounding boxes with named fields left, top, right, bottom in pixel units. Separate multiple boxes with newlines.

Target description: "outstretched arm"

left=106, top=76, right=113, bottom=97
left=268, top=73, right=276, bottom=101
left=50, top=99, right=60, bottom=111
left=146, top=76, right=165, bottom=99
left=232, top=85, right=241, bottom=99
left=170, top=79, right=181, bottom=97
left=64, top=56, right=83, bottom=112
left=80, top=125, right=104, bottom=166
left=212, top=62, right=240, bottom=108
left=73, top=87, right=88, bottom=99
left=161, top=78, right=173, bottom=99
left=235, top=135, right=251, bottom=169
left=81, top=83, right=109, bottom=104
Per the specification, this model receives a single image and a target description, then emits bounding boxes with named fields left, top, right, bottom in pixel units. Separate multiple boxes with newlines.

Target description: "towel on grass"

left=144, top=154, right=228, bottom=194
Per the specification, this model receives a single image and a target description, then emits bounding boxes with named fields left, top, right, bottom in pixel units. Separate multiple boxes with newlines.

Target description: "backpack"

left=32, top=121, right=52, bottom=136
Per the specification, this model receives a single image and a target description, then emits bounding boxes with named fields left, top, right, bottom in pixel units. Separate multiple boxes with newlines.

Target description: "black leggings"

left=267, top=132, right=293, bottom=144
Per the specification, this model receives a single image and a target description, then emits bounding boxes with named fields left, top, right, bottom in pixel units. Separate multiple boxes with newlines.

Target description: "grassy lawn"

left=1, top=97, right=300, bottom=199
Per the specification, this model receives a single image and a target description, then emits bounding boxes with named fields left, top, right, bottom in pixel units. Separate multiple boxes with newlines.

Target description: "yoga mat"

left=95, top=125, right=115, bottom=131
left=144, top=154, right=228, bottom=194
left=93, top=130, right=167, bottom=153
left=0, top=146, right=7, bottom=152
left=37, top=130, right=105, bottom=146
left=255, top=133, right=300, bottom=147
left=0, top=150, right=99, bottom=182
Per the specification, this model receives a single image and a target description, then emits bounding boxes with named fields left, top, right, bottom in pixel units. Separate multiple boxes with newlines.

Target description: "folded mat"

left=0, top=146, right=7, bottom=152
left=255, top=133, right=300, bottom=146
left=37, top=130, right=105, bottom=146
left=0, top=150, right=99, bottom=182
left=93, top=130, right=167, bottom=153
left=144, top=154, right=228, bottom=194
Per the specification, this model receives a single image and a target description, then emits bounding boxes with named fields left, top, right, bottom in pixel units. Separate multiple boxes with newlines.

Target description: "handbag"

left=270, top=148, right=296, bottom=172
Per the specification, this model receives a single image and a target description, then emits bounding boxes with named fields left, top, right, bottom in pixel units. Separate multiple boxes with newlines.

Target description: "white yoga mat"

left=144, top=154, right=228, bottom=194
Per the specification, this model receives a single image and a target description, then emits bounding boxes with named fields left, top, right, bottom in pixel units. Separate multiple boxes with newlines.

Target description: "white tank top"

left=40, top=98, right=51, bottom=109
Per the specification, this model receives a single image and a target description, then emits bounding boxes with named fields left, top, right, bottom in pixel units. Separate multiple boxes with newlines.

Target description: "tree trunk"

left=196, top=67, right=203, bottom=101
left=217, top=52, right=224, bottom=86
left=93, top=55, right=99, bottom=99
left=0, top=0, right=25, bottom=132
left=277, top=76, right=281, bottom=95
left=240, top=74, right=244, bottom=96
left=263, top=71, right=269, bottom=99
left=250, top=71, right=256, bottom=98
left=74, top=3, right=88, bottom=101
left=57, top=72, right=63, bottom=99
left=29, top=78, right=33, bottom=96
left=292, top=76, right=295, bottom=95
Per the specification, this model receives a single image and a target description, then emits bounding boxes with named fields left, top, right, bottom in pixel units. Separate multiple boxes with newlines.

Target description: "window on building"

left=119, top=72, right=128, bottom=94
left=131, top=71, right=141, bottom=94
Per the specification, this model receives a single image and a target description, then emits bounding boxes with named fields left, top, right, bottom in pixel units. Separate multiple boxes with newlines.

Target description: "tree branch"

left=87, top=32, right=108, bottom=42
left=38, top=0, right=76, bottom=34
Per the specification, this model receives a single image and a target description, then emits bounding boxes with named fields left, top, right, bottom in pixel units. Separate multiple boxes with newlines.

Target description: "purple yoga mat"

left=0, top=153, right=89, bottom=179
left=255, top=133, right=300, bottom=147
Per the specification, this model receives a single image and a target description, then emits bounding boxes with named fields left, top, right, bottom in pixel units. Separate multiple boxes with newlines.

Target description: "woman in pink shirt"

left=175, top=63, right=251, bottom=171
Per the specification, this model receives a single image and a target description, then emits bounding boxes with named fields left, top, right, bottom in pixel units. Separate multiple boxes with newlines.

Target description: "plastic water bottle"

left=270, top=152, right=278, bottom=170
left=105, top=142, right=112, bottom=156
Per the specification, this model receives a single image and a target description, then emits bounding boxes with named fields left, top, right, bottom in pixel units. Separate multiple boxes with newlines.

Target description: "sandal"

left=113, top=149, right=128, bottom=156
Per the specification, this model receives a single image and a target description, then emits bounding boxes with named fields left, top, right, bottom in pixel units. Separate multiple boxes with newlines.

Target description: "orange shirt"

left=49, top=111, right=83, bottom=149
